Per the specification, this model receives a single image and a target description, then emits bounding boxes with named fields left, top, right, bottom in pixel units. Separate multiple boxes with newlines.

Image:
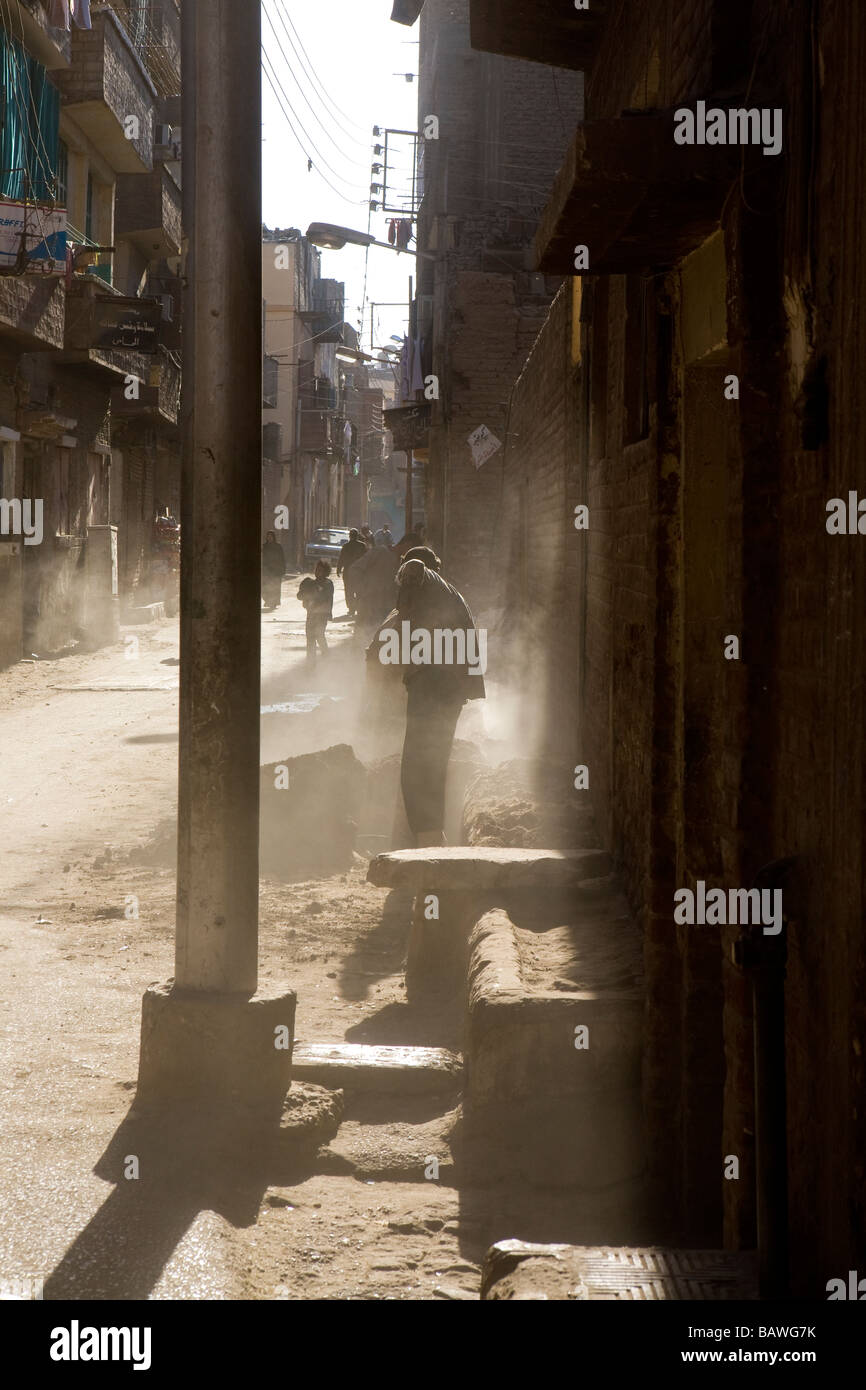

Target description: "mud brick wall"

left=418, top=0, right=581, bottom=606
left=496, top=284, right=580, bottom=769
left=769, top=0, right=866, bottom=1291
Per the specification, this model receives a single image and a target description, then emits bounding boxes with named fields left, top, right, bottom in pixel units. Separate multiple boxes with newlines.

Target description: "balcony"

left=534, top=109, right=740, bottom=276
left=391, top=1, right=424, bottom=24
left=0, top=273, right=65, bottom=351
left=115, top=163, right=181, bottom=258
left=59, top=275, right=156, bottom=379
left=12, top=0, right=72, bottom=69
left=361, top=431, right=386, bottom=472
left=299, top=411, right=339, bottom=455
left=106, top=0, right=181, bottom=99
left=53, top=8, right=155, bottom=173
left=469, top=0, right=609, bottom=71
left=298, top=306, right=345, bottom=346
left=110, top=349, right=179, bottom=427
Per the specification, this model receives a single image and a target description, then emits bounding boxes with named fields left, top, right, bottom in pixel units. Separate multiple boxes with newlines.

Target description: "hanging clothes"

left=387, top=219, right=398, bottom=246
left=46, top=0, right=71, bottom=30
left=396, top=219, right=413, bottom=251
left=71, top=0, right=93, bottom=29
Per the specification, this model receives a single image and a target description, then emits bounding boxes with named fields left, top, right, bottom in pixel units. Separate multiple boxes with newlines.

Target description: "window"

left=55, top=139, right=68, bottom=205
left=0, top=30, right=60, bottom=202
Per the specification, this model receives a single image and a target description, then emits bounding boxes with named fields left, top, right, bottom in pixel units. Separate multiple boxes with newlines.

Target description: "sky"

left=261, top=0, right=421, bottom=354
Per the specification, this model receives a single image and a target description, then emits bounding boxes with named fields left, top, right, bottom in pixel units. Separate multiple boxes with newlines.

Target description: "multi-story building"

left=404, top=0, right=866, bottom=1295
left=261, top=226, right=352, bottom=567
left=0, top=0, right=181, bottom=666
left=398, top=0, right=581, bottom=603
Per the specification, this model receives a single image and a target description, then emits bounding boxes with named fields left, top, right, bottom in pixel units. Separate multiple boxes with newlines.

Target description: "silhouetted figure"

left=337, top=528, right=368, bottom=616
left=299, top=560, right=333, bottom=659
left=367, top=549, right=485, bottom=845
left=261, top=530, right=285, bottom=610
left=352, top=544, right=402, bottom=630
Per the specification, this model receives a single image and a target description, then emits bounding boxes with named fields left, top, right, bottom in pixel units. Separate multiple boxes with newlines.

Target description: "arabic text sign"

left=92, top=298, right=161, bottom=353
left=0, top=201, right=66, bottom=272
left=384, top=402, right=431, bottom=452
left=467, top=424, right=502, bottom=469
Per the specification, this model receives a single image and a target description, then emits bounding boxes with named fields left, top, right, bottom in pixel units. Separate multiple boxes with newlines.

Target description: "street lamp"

left=306, top=221, right=434, bottom=260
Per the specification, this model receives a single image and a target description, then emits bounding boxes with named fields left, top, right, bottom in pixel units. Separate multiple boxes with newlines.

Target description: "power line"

left=275, top=0, right=371, bottom=141
left=262, top=1, right=368, bottom=169
left=261, top=48, right=367, bottom=205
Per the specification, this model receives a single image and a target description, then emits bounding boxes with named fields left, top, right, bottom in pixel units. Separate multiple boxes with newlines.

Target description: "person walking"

left=359, top=525, right=374, bottom=549
left=367, top=547, right=485, bottom=846
left=337, top=527, right=368, bottom=616
left=373, top=520, right=393, bottom=548
left=299, top=559, right=333, bottom=659
left=261, top=529, right=286, bottom=610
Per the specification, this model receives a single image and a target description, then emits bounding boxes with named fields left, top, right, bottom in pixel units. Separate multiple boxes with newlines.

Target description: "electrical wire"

left=276, top=0, right=372, bottom=140
left=262, top=1, right=368, bottom=170
left=261, top=49, right=367, bottom=206
left=1, top=0, right=58, bottom=199
left=267, top=0, right=370, bottom=154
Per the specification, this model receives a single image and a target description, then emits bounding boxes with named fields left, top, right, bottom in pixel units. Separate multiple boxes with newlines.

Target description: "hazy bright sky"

left=261, top=0, right=420, bottom=353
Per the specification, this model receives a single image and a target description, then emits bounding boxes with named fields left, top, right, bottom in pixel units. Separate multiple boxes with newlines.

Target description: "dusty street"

left=0, top=580, right=591, bottom=1301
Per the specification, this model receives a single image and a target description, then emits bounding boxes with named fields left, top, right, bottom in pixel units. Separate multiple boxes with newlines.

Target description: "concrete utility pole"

left=175, top=0, right=261, bottom=994
left=137, top=0, right=295, bottom=1115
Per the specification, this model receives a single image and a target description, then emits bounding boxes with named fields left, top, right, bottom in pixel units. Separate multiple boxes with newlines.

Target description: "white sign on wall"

left=467, top=423, right=502, bottom=469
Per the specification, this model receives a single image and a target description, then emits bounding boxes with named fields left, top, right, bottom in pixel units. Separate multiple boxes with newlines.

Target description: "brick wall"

left=418, top=0, right=581, bottom=606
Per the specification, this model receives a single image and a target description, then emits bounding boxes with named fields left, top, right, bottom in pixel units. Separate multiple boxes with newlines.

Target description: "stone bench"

left=366, top=846, right=612, bottom=892
left=366, top=848, right=612, bottom=1002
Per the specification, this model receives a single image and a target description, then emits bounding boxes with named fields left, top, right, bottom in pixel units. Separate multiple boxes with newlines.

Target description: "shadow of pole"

left=43, top=1101, right=332, bottom=1301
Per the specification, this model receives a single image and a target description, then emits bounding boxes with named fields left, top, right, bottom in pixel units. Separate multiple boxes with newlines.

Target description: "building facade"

left=261, top=226, right=357, bottom=568
left=401, top=0, right=866, bottom=1294
left=0, top=0, right=181, bottom=666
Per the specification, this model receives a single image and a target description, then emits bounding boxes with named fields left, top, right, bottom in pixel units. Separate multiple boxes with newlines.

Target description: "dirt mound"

left=260, top=742, right=366, bottom=880
left=462, top=758, right=599, bottom=851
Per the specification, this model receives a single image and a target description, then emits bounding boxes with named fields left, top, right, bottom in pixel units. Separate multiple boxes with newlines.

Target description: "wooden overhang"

left=469, top=0, right=609, bottom=70
left=391, top=1, right=425, bottom=25
left=534, top=109, right=740, bottom=275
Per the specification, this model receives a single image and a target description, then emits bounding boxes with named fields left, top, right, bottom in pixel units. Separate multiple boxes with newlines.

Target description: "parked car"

left=304, top=527, right=351, bottom=570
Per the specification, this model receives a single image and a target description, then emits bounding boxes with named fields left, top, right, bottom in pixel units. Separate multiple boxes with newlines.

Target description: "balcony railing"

left=94, top=0, right=180, bottom=98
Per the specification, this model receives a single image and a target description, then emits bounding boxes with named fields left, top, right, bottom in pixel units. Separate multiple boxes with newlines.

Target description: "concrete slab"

left=481, top=1241, right=759, bottom=1300
left=367, top=846, right=611, bottom=891
left=291, top=1043, right=463, bottom=1094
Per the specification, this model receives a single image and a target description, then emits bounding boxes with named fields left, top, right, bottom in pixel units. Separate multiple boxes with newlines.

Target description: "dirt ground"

left=0, top=579, right=604, bottom=1301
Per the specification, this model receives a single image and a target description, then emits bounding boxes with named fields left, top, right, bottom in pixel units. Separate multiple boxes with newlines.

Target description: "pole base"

left=136, top=980, right=296, bottom=1119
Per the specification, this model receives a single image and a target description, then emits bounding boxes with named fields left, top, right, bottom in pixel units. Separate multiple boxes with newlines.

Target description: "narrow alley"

left=0, top=0, right=863, bottom=1364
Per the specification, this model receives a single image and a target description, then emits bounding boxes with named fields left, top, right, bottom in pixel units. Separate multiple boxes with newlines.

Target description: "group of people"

left=262, top=519, right=482, bottom=844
